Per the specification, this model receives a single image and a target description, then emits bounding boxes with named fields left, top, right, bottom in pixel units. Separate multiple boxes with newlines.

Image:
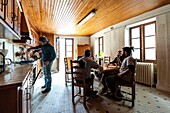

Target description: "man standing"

left=28, top=36, right=56, bottom=93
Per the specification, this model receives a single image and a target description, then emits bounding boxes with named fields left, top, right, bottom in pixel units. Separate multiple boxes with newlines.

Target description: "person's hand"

left=44, top=61, right=49, bottom=66
left=27, top=48, right=31, bottom=52
left=117, top=73, right=121, bottom=77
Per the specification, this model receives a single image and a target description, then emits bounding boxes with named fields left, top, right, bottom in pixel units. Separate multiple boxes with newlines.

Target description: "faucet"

left=5, top=58, right=13, bottom=66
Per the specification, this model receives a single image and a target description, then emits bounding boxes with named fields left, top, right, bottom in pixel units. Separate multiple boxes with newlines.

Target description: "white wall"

left=0, top=39, right=14, bottom=61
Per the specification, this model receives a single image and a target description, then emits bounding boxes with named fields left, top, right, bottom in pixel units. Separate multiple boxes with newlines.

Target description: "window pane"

left=100, top=45, right=103, bottom=51
left=145, top=36, right=155, bottom=48
left=66, top=52, right=72, bottom=57
left=132, top=49, right=140, bottom=59
left=66, top=46, right=72, bottom=51
left=144, top=23, right=155, bottom=36
left=145, top=48, right=156, bottom=60
left=132, top=38, right=140, bottom=48
left=66, top=40, right=72, bottom=46
left=131, top=27, right=140, bottom=38
left=100, top=38, right=102, bottom=44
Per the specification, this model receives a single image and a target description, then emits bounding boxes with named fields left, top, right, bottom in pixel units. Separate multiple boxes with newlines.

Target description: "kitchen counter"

left=0, top=61, right=37, bottom=87
left=0, top=61, right=38, bottom=113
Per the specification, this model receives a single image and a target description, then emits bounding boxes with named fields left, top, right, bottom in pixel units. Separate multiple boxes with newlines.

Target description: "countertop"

left=0, top=62, right=37, bottom=87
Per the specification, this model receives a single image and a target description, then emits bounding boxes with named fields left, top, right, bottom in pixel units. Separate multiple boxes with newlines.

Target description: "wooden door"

left=0, top=0, right=6, bottom=18
left=5, top=0, right=13, bottom=28
left=21, top=79, right=28, bottom=113
left=14, top=0, right=21, bottom=35
left=56, top=37, right=60, bottom=71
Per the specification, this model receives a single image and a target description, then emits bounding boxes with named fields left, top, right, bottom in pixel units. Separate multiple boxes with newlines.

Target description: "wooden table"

left=101, top=65, right=119, bottom=73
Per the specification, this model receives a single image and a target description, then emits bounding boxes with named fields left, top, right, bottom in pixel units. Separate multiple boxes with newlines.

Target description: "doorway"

left=56, top=38, right=74, bottom=72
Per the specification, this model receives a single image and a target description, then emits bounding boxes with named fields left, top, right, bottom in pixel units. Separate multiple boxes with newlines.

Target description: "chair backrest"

left=70, top=60, right=85, bottom=86
left=103, top=56, right=110, bottom=64
left=131, top=58, right=137, bottom=82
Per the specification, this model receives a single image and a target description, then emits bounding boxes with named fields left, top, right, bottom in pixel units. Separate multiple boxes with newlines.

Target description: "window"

left=98, top=37, right=103, bottom=57
left=130, top=21, right=156, bottom=62
left=65, top=38, right=73, bottom=57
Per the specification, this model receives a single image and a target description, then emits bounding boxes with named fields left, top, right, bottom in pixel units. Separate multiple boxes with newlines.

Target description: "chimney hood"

left=13, top=12, right=32, bottom=44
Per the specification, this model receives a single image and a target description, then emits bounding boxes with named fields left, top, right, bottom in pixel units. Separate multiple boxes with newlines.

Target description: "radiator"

left=136, top=62, right=154, bottom=86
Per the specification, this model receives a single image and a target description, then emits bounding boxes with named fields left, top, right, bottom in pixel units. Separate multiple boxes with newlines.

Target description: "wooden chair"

left=103, top=56, right=110, bottom=64
left=64, top=57, right=72, bottom=85
left=70, top=60, right=94, bottom=108
left=115, top=59, right=137, bottom=107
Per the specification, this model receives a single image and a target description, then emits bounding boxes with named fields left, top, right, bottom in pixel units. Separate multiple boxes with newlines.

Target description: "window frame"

left=65, top=38, right=74, bottom=58
left=130, top=21, right=156, bottom=63
left=98, top=37, right=103, bottom=57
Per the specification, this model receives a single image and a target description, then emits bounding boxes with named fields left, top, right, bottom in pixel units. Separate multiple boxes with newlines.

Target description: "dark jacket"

left=33, top=42, right=56, bottom=63
left=110, top=56, right=124, bottom=65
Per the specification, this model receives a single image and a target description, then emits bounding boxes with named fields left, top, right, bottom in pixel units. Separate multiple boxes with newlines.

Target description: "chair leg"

left=132, top=84, right=135, bottom=107
left=65, top=73, right=67, bottom=85
left=72, top=84, right=74, bottom=104
left=83, top=87, right=86, bottom=107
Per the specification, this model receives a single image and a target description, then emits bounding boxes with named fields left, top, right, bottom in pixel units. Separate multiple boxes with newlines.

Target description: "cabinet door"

left=5, top=0, right=13, bottom=28
left=14, top=0, right=21, bottom=35
left=0, top=0, right=5, bottom=18
left=22, top=80, right=28, bottom=113
left=77, top=45, right=90, bottom=56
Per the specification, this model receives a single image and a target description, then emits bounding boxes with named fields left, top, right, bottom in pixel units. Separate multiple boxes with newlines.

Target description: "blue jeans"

left=43, top=62, right=53, bottom=90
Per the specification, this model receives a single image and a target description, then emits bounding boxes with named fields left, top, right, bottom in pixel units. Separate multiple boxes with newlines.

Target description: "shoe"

left=98, top=88, right=107, bottom=95
left=110, top=93, right=122, bottom=101
left=41, top=85, right=46, bottom=88
left=42, top=89, right=51, bottom=93
left=92, top=91, right=98, bottom=95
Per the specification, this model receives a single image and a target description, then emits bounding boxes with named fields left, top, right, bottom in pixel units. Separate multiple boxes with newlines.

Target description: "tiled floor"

left=31, top=70, right=170, bottom=113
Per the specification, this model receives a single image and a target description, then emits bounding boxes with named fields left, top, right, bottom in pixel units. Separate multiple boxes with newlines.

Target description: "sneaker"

left=42, top=89, right=51, bottom=93
left=110, top=93, right=122, bottom=101
left=41, top=85, right=46, bottom=88
left=98, top=88, right=107, bottom=95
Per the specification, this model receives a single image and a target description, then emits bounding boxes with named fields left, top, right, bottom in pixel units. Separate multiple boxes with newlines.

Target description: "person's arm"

left=27, top=45, right=42, bottom=51
left=44, top=46, right=56, bottom=66
left=48, top=46, right=56, bottom=62
left=90, top=60, right=103, bottom=71
left=118, top=58, right=135, bottom=77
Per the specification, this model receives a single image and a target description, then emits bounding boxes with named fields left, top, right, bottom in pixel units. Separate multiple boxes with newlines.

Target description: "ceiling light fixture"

left=77, top=9, right=96, bottom=27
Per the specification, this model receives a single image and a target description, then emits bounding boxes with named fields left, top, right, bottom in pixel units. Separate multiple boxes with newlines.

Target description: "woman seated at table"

left=105, top=47, right=135, bottom=99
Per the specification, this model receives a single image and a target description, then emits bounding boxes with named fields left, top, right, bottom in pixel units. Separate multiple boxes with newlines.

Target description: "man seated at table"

left=78, top=49, right=103, bottom=96
left=98, top=50, right=124, bottom=95
left=108, top=50, right=124, bottom=66
left=105, top=47, right=135, bottom=99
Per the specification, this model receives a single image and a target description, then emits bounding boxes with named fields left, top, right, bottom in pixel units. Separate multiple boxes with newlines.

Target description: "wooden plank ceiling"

left=21, top=0, right=170, bottom=36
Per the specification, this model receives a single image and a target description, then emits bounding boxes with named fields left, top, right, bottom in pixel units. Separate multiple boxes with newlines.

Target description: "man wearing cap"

left=28, top=36, right=56, bottom=93
left=105, top=47, right=135, bottom=99
left=108, top=50, right=124, bottom=66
